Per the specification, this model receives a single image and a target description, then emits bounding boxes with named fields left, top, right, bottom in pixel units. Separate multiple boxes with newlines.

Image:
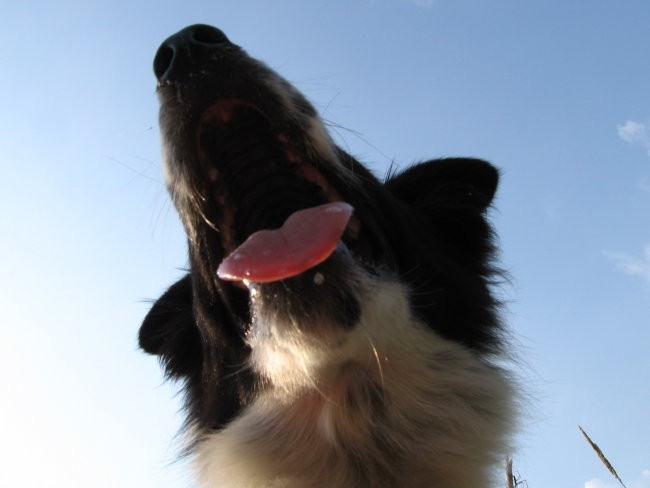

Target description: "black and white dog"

left=140, top=24, right=515, bottom=487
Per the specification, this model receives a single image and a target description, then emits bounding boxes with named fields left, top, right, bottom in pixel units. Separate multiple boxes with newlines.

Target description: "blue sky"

left=1, top=1, right=649, bottom=486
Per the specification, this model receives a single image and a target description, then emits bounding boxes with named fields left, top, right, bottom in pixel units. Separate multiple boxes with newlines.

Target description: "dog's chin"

left=245, top=249, right=383, bottom=396
left=247, top=247, right=365, bottom=331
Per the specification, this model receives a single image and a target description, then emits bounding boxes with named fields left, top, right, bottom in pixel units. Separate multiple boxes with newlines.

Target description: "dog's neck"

left=196, top=279, right=514, bottom=488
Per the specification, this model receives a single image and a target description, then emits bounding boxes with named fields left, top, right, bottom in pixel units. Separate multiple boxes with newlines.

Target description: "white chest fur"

left=195, top=281, right=514, bottom=488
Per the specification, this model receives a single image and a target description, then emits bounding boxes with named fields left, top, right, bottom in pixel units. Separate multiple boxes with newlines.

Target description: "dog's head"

left=140, top=25, right=502, bottom=435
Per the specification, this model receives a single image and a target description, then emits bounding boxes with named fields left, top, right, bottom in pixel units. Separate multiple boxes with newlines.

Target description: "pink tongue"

left=217, top=202, right=354, bottom=283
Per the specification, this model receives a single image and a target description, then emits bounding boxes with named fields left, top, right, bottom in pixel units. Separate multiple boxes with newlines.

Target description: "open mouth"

left=217, top=201, right=355, bottom=283
left=195, top=100, right=372, bottom=284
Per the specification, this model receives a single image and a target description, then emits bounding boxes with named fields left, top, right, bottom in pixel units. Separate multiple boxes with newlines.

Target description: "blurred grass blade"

left=506, top=457, right=514, bottom=488
left=579, top=425, right=627, bottom=488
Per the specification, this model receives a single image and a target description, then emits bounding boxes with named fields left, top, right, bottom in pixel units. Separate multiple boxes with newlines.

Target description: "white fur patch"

left=195, top=279, right=515, bottom=488
left=261, top=67, right=362, bottom=189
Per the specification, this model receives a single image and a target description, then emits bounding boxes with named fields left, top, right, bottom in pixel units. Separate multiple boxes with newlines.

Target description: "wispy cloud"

left=585, top=479, right=618, bottom=488
left=605, top=244, right=650, bottom=285
left=585, top=470, right=650, bottom=488
left=617, top=120, right=650, bottom=157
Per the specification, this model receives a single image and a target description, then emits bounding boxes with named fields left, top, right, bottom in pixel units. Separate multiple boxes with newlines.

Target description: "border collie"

left=140, top=24, right=515, bottom=488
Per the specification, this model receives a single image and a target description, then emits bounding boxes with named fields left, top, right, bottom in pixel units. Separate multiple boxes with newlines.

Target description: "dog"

left=140, top=24, right=515, bottom=488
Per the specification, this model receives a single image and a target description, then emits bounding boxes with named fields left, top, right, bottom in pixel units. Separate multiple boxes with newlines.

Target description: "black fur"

left=141, top=24, right=503, bottom=453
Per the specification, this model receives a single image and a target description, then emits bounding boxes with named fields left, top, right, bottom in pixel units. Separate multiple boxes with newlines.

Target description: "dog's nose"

left=153, top=24, right=231, bottom=82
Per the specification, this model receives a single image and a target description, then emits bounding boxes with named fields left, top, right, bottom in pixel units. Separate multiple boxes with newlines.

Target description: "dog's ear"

left=385, top=158, right=499, bottom=270
left=385, top=158, right=499, bottom=212
left=139, top=274, right=201, bottom=379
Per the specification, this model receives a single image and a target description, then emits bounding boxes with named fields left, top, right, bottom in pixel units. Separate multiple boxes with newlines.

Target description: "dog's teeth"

left=313, top=272, right=325, bottom=285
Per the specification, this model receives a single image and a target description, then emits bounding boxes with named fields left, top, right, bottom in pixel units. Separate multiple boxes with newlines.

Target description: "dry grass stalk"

left=505, top=457, right=527, bottom=488
left=579, top=425, right=627, bottom=488
left=506, top=457, right=515, bottom=488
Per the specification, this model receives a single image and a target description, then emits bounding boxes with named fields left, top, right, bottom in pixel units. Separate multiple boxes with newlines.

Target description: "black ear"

left=139, top=274, right=201, bottom=379
left=385, top=158, right=500, bottom=270
left=385, top=158, right=499, bottom=212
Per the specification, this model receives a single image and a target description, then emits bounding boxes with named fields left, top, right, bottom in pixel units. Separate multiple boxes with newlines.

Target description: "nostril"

left=189, top=24, right=230, bottom=46
left=153, top=25, right=232, bottom=82
left=153, top=44, right=175, bottom=81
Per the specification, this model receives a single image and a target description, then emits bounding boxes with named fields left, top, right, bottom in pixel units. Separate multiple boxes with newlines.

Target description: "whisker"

left=359, top=324, right=385, bottom=389
left=296, top=353, right=335, bottom=405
